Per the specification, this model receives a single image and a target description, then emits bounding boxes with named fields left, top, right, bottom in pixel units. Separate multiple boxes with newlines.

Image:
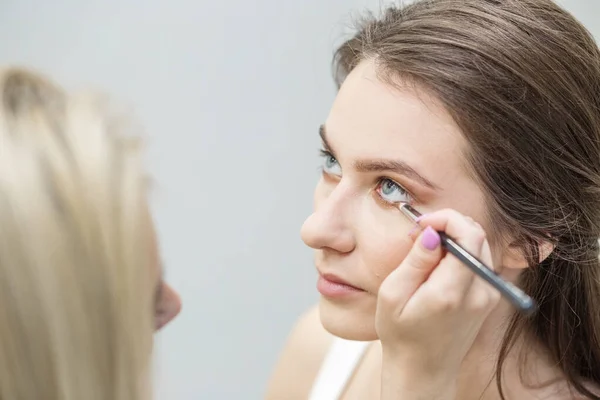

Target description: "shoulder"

left=264, top=304, right=335, bottom=400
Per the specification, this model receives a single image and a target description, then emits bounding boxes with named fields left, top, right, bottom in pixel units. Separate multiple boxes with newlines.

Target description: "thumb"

left=378, top=226, right=443, bottom=314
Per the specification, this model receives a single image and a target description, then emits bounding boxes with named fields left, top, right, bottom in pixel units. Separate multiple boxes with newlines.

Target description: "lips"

left=320, top=273, right=361, bottom=290
left=316, top=272, right=365, bottom=298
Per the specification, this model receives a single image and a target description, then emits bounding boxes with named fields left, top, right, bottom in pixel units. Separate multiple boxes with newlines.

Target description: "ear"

left=537, top=240, right=555, bottom=263
left=500, top=238, right=555, bottom=270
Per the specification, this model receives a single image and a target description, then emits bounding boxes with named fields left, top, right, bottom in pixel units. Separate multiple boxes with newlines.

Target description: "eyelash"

left=318, top=149, right=334, bottom=165
left=318, top=148, right=414, bottom=206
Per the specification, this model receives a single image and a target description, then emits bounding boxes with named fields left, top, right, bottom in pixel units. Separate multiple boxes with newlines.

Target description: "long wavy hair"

left=333, top=0, right=600, bottom=398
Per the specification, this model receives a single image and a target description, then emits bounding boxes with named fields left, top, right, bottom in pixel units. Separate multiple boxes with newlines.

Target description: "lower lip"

left=317, top=276, right=364, bottom=298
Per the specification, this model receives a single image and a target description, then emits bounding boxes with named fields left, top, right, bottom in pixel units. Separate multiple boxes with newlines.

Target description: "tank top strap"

left=308, top=337, right=371, bottom=400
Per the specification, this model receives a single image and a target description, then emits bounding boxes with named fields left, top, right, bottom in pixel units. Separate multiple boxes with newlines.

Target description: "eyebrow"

left=319, top=124, right=439, bottom=190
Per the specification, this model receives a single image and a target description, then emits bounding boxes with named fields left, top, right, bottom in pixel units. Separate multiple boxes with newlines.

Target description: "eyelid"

left=318, top=149, right=419, bottom=203
left=378, top=177, right=418, bottom=204
left=319, top=148, right=333, bottom=157
left=320, top=142, right=336, bottom=157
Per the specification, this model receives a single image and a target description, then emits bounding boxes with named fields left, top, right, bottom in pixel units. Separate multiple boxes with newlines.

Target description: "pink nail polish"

left=421, top=226, right=441, bottom=250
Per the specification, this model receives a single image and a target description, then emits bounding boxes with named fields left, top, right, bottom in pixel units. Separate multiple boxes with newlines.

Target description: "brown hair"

left=333, top=0, right=600, bottom=398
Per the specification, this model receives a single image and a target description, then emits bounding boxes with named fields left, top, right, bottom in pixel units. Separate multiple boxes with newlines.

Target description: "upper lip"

left=319, top=272, right=362, bottom=290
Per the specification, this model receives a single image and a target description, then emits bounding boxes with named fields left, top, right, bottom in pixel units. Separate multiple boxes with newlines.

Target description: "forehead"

left=325, top=60, right=467, bottom=184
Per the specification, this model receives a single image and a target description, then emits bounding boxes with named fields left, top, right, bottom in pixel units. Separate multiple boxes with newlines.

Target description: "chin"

left=318, top=296, right=379, bottom=341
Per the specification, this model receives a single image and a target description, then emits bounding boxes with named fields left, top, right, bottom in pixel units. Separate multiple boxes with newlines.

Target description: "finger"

left=418, top=209, right=490, bottom=263
left=463, top=271, right=502, bottom=316
left=463, top=241, right=501, bottom=315
left=418, top=210, right=491, bottom=301
left=465, top=218, right=495, bottom=268
left=417, top=209, right=486, bottom=250
left=378, top=226, right=443, bottom=314
left=462, top=228, right=500, bottom=313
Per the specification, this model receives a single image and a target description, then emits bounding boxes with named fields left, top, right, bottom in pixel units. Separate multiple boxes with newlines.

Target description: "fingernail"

left=421, top=226, right=441, bottom=250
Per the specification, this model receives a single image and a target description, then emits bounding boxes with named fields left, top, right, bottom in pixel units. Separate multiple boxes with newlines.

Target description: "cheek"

left=355, top=200, right=415, bottom=291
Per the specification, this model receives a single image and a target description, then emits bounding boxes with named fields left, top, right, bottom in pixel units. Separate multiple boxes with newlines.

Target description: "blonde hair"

left=0, top=67, right=154, bottom=400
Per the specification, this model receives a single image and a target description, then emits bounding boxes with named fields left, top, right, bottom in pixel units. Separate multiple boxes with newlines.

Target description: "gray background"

left=0, top=0, right=597, bottom=398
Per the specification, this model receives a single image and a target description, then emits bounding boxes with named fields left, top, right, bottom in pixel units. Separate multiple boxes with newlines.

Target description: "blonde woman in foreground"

left=0, top=67, right=181, bottom=400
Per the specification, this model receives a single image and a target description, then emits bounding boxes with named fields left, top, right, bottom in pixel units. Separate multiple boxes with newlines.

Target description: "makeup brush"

left=399, top=203, right=536, bottom=314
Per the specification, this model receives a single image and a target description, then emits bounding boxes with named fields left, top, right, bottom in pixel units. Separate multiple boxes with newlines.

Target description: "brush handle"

left=440, top=232, right=536, bottom=314
left=398, top=203, right=536, bottom=314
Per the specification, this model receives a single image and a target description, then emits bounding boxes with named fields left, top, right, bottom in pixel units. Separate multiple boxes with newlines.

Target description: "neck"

left=456, top=299, right=514, bottom=399
left=456, top=300, right=564, bottom=400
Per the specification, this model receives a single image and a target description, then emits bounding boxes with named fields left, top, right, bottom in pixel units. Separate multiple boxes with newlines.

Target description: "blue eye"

left=377, top=179, right=411, bottom=204
left=319, top=150, right=342, bottom=177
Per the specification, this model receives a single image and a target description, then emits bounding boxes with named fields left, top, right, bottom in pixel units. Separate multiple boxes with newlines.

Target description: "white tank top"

left=308, top=338, right=371, bottom=400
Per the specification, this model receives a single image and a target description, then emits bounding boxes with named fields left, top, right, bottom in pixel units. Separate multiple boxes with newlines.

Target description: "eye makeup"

left=318, top=148, right=417, bottom=205
left=398, top=202, right=537, bottom=314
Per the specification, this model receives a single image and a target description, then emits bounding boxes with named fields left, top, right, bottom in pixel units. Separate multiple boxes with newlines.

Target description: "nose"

left=300, top=187, right=356, bottom=254
left=155, top=282, right=182, bottom=331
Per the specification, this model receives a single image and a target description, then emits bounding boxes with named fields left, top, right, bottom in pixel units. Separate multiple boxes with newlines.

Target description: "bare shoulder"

left=264, top=304, right=334, bottom=400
